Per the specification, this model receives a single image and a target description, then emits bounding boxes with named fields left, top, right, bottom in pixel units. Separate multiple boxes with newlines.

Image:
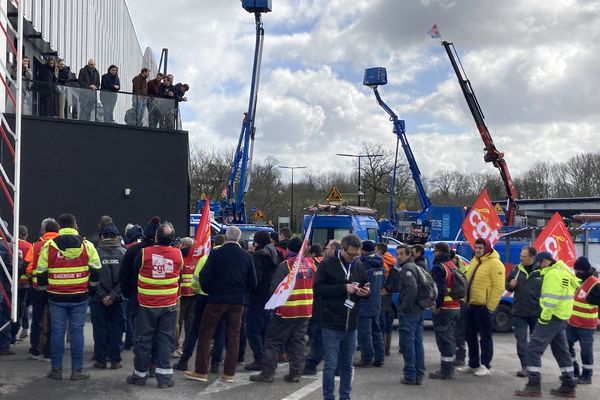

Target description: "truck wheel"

left=493, top=303, right=513, bottom=332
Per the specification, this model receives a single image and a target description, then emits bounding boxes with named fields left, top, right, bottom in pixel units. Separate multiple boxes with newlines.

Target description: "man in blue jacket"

left=355, top=240, right=385, bottom=368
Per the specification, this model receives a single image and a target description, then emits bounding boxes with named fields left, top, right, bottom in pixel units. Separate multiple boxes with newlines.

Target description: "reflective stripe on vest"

left=137, top=246, right=183, bottom=308
left=276, top=258, right=316, bottom=318
left=47, top=244, right=90, bottom=295
left=30, top=240, right=47, bottom=289
left=568, top=275, right=599, bottom=329
left=441, top=262, right=460, bottom=310
left=179, top=262, right=196, bottom=297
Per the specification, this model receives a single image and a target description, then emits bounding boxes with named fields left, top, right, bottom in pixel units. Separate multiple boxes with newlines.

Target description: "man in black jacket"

left=314, top=234, right=370, bottom=400
left=77, top=59, right=100, bottom=121
left=397, top=244, right=426, bottom=385
left=245, top=231, right=280, bottom=371
left=185, top=226, right=257, bottom=383
left=506, top=246, right=541, bottom=377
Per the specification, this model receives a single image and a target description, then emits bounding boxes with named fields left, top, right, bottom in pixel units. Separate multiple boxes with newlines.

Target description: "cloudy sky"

left=127, top=0, right=600, bottom=182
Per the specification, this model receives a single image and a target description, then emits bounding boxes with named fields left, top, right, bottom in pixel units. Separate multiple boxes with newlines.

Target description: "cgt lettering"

left=468, top=210, right=499, bottom=244
left=542, top=236, right=559, bottom=259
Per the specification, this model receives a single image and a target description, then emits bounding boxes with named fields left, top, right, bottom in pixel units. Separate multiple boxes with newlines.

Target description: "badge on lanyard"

left=344, top=299, right=355, bottom=309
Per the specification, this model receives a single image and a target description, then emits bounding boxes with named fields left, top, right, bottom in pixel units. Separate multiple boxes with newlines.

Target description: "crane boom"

left=441, top=41, right=518, bottom=225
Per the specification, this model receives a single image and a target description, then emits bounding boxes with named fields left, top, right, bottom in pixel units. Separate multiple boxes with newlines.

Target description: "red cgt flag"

left=533, top=212, right=576, bottom=267
left=462, top=189, right=503, bottom=249
left=186, top=199, right=211, bottom=266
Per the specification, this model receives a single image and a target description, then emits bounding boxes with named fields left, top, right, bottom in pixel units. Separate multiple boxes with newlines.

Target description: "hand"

left=114, top=85, right=120, bottom=90
left=509, top=278, right=517, bottom=289
left=90, top=85, right=97, bottom=90
left=103, top=296, right=114, bottom=306
left=356, top=286, right=370, bottom=297
left=346, top=283, right=358, bottom=294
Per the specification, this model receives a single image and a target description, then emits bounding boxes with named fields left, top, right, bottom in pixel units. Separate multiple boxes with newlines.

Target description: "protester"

left=452, top=251, right=469, bottom=367
left=276, top=227, right=293, bottom=259
left=56, top=59, right=71, bottom=118
left=12, top=225, right=32, bottom=342
left=100, top=65, right=120, bottom=123
left=123, top=224, right=144, bottom=247
left=175, top=237, right=195, bottom=356
left=77, top=59, right=100, bottom=121
left=147, top=73, right=164, bottom=128
left=35, top=57, right=58, bottom=117
left=412, top=244, right=429, bottom=271
left=375, top=242, right=396, bottom=357
left=132, top=67, right=150, bottom=126
left=10, top=55, right=33, bottom=114
left=314, top=234, right=370, bottom=400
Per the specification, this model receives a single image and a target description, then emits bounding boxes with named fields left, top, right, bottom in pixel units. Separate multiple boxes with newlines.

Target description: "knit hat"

left=253, top=230, right=271, bottom=248
left=573, top=256, right=592, bottom=272
left=124, top=224, right=144, bottom=244
left=361, top=240, right=376, bottom=253
left=100, top=223, right=119, bottom=238
left=534, top=251, right=554, bottom=264
left=143, top=216, right=161, bottom=240
left=287, top=237, right=303, bottom=254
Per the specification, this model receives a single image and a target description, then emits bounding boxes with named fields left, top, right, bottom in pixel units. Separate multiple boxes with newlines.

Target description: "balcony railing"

left=7, top=80, right=182, bottom=130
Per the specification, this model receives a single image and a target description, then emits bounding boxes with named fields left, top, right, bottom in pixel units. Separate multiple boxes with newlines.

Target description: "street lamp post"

left=278, top=165, right=307, bottom=233
left=336, top=153, right=382, bottom=206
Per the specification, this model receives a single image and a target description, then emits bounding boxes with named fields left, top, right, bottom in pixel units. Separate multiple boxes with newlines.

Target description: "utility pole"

left=336, top=153, right=382, bottom=206
left=278, top=165, right=306, bottom=232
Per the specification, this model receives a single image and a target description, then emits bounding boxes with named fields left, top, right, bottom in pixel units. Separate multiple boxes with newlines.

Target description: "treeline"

left=189, top=144, right=600, bottom=230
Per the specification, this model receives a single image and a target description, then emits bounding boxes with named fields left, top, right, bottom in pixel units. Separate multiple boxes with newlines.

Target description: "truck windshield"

left=311, top=228, right=352, bottom=246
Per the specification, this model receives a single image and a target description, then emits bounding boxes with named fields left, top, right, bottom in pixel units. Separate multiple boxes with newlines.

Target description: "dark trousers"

left=513, top=315, right=537, bottom=368
left=262, top=316, right=309, bottom=377
left=125, top=297, right=138, bottom=347
left=246, top=301, right=270, bottom=363
left=180, top=295, right=208, bottom=363
left=398, top=312, right=425, bottom=381
left=11, top=286, right=29, bottom=339
left=91, top=299, right=125, bottom=364
left=194, top=303, right=244, bottom=376
left=455, top=301, right=467, bottom=363
left=176, top=295, right=196, bottom=348
left=465, top=304, right=494, bottom=369
left=212, top=309, right=247, bottom=364
left=305, top=322, right=323, bottom=371
left=567, top=324, right=595, bottom=377
left=526, top=318, right=576, bottom=386
left=433, top=309, right=460, bottom=361
left=357, top=315, right=385, bottom=364
left=133, top=305, right=177, bottom=385
left=0, top=295, right=10, bottom=351
left=29, top=289, right=50, bottom=356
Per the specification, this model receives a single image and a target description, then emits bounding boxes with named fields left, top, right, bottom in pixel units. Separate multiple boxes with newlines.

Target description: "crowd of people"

left=0, top=214, right=598, bottom=399
left=9, top=55, right=189, bottom=129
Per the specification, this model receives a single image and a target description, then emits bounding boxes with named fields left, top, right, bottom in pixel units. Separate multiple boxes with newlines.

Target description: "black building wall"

left=2, top=116, right=190, bottom=240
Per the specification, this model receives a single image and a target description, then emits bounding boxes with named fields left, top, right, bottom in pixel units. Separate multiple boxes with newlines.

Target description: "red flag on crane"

left=185, top=199, right=211, bottom=266
left=461, top=189, right=503, bottom=249
left=533, top=212, right=577, bottom=267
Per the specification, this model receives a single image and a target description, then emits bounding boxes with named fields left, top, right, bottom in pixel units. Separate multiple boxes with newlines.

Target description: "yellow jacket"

left=466, top=250, right=505, bottom=312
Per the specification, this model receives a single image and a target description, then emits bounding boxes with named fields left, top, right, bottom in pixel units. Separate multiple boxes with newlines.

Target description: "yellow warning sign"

left=253, top=209, right=266, bottom=220
left=495, top=204, right=504, bottom=215
left=200, top=193, right=207, bottom=200
left=398, top=202, right=407, bottom=211
left=326, top=186, right=344, bottom=202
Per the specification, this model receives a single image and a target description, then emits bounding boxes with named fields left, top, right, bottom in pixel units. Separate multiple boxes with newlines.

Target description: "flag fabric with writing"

left=533, top=212, right=577, bottom=267
left=265, top=215, right=315, bottom=310
left=185, top=199, right=211, bottom=266
left=428, top=24, right=441, bottom=39
left=461, top=189, right=503, bottom=249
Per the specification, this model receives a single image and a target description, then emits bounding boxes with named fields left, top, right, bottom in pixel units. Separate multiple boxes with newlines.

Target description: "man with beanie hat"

left=566, top=256, right=600, bottom=384
left=515, top=252, right=580, bottom=398
left=250, top=237, right=316, bottom=383
left=355, top=240, right=385, bottom=368
left=124, top=224, right=144, bottom=247
left=458, top=238, right=504, bottom=377
left=119, top=216, right=160, bottom=349
left=245, top=230, right=281, bottom=371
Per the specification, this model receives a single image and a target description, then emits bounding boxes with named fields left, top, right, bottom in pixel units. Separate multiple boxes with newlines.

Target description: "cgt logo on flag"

left=462, top=189, right=503, bottom=249
left=428, top=23, right=441, bottom=39
left=533, top=212, right=577, bottom=267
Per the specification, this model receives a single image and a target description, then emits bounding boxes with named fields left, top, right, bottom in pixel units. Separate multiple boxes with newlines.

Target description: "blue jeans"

left=513, top=315, right=537, bottom=367
left=567, top=325, right=595, bottom=376
left=90, top=299, right=125, bottom=364
left=322, top=328, right=357, bottom=400
left=358, top=316, right=384, bottom=364
left=246, top=302, right=270, bottom=362
left=49, top=299, right=89, bottom=370
left=398, top=313, right=425, bottom=381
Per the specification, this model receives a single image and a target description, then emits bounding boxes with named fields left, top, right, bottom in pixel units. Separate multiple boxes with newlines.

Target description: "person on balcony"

left=100, top=65, right=120, bottom=123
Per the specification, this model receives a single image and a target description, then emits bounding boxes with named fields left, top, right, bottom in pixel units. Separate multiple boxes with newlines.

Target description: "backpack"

left=385, top=266, right=401, bottom=293
left=412, top=264, right=438, bottom=309
left=445, top=262, right=468, bottom=300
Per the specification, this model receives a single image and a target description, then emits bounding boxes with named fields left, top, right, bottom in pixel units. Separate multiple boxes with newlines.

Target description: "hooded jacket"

left=93, top=238, right=126, bottom=302
left=358, top=252, right=385, bottom=318
left=506, top=262, right=542, bottom=318
left=466, top=242, right=505, bottom=312
left=250, top=243, right=281, bottom=304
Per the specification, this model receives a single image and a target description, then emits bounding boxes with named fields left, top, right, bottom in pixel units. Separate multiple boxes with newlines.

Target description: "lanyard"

left=338, top=251, right=352, bottom=280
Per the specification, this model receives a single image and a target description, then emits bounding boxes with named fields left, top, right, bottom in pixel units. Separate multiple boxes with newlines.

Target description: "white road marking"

left=280, top=372, right=323, bottom=400
left=197, top=371, right=256, bottom=396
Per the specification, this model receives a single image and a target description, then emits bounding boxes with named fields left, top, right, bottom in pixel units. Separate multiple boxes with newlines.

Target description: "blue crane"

left=213, top=0, right=271, bottom=224
left=363, top=67, right=432, bottom=244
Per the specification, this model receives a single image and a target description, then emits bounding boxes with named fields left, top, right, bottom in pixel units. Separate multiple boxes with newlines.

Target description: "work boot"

left=429, top=361, right=454, bottom=380
left=126, top=374, right=147, bottom=386
left=384, top=332, right=392, bottom=356
left=70, top=369, right=90, bottom=380
left=157, top=378, right=175, bottom=389
left=249, top=373, right=274, bottom=382
left=578, top=369, right=592, bottom=384
left=514, top=382, right=542, bottom=397
left=400, top=378, right=418, bottom=385
left=244, top=360, right=263, bottom=371
left=47, top=368, right=63, bottom=380
left=549, top=383, right=576, bottom=398
left=283, top=374, right=300, bottom=383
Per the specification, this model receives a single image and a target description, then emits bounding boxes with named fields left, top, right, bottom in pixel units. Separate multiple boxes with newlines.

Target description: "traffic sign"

left=326, top=186, right=344, bottom=202
left=495, top=203, right=504, bottom=215
left=253, top=209, right=266, bottom=220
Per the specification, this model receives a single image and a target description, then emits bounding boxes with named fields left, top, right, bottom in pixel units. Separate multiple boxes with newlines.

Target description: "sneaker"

left=110, top=363, right=123, bottom=370
left=474, top=366, right=490, bottom=377
left=126, top=374, right=146, bottom=386
left=249, top=373, right=274, bottom=383
left=457, top=366, right=478, bottom=373
left=283, top=374, right=300, bottom=383
left=244, top=360, right=263, bottom=371
left=210, top=363, right=219, bottom=374
left=47, top=368, right=63, bottom=380
left=221, top=375, right=235, bottom=383
left=93, top=362, right=107, bottom=369
left=514, top=383, right=542, bottom=397
left=28, top=354, right=43, bottom=361
left=184, top=371, right=208, bottom=382
left=70, top=369, right=90, bottom=380
left=157, top=379, right=175, bottom=389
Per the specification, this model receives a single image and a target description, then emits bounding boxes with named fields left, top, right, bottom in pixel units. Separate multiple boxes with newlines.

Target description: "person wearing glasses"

left=314, top=234, right=370, bottom=400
